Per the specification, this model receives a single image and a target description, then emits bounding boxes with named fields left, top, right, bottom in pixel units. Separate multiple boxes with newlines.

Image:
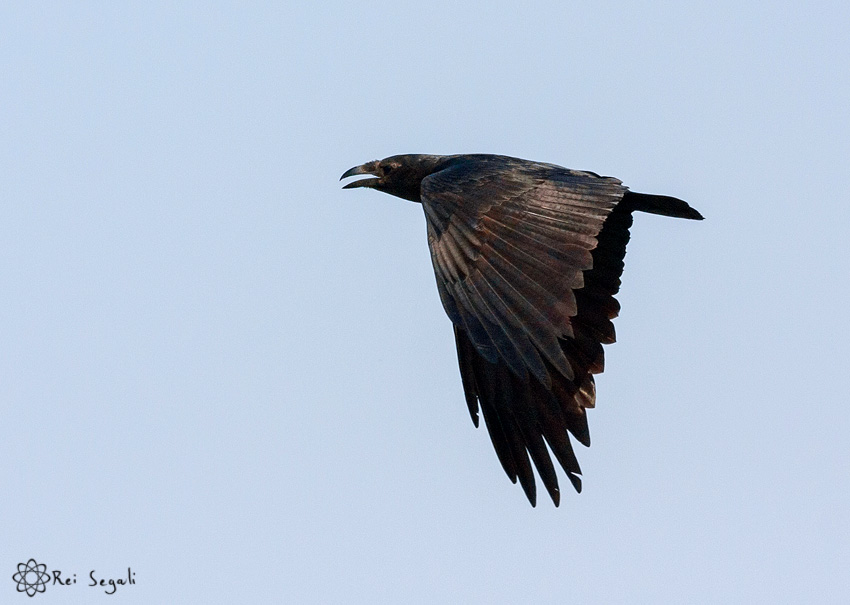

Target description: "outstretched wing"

left=421, top=156, right=633, bottom=505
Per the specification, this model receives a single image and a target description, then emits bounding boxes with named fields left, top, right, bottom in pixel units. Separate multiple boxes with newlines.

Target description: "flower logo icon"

left=12, top=559, right=50, bottom=597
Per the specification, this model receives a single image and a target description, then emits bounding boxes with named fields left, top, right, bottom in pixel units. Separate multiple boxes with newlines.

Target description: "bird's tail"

left=623, top=191, right=704, bottom=220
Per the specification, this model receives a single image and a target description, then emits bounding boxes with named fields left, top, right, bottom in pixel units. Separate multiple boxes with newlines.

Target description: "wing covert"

left=422, top=158, right=625, bottom=386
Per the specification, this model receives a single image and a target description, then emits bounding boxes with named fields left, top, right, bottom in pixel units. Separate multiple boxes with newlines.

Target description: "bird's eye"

left=383, top=165, right=395, bottom=175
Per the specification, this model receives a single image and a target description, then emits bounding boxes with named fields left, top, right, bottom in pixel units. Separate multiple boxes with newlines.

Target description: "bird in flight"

left=341, top=154, right=702, bottom=506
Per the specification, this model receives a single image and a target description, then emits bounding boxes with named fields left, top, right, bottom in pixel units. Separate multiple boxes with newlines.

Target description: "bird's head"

left=340, top=154, right=447, bottom=202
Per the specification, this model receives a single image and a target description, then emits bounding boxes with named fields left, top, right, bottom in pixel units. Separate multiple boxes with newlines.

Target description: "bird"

left=341, top=153, right=703, bottom=506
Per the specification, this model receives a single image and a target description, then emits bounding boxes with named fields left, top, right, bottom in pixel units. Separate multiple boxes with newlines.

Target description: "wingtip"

left=568, top=472, right=582, bottom=494
left=522, top=483, right=537, bottom=507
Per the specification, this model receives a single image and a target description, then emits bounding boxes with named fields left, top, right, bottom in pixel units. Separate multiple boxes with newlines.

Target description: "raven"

left=341, top=154, right=702, bottom=506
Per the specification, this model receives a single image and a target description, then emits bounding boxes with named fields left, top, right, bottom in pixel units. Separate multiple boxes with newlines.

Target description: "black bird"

left=341, top=154, right=702, bottom=506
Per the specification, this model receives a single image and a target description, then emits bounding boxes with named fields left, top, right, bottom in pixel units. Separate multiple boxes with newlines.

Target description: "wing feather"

left=422, top=156, right=632, bottom=505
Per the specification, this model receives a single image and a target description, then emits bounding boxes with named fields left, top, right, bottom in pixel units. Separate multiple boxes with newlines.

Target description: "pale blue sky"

left=2, top=2, right=849, bottom=603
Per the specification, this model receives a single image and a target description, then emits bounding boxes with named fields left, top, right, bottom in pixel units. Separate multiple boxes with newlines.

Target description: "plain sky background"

left=2, top=2, right=849, bottom=603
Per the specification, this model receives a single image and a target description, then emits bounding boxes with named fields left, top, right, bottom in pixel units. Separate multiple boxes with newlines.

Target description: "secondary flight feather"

left=341, top=154, right=702, bottom=506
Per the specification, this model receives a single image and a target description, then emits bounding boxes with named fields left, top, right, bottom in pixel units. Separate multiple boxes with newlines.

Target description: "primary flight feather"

left=341, top=154, right=702, bottom=506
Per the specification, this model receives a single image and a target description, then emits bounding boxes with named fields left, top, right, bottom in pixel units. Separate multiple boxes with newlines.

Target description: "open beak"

left=340, top=161, right=380, bottom=189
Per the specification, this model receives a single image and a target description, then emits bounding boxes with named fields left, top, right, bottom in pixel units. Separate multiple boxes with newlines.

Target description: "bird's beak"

left=340, top=161, right=380, bottom=189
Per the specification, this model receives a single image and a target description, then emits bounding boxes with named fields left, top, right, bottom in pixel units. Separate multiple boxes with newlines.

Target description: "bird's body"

left=341, top=154, right=702, bottom=506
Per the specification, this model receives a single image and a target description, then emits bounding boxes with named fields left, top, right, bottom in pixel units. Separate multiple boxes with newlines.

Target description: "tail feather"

left=624, top=191, right=704, bottom=220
